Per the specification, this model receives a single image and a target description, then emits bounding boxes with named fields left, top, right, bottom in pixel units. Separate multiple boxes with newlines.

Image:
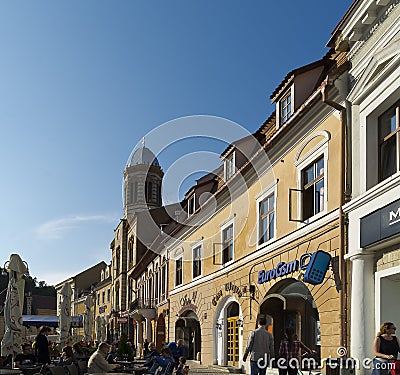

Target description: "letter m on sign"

left=390, top=207, right=400, bottom=222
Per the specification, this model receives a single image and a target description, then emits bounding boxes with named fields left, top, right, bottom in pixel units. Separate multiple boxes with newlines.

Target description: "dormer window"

left=280, top=90, right=292, bottom=125
left=188, top=194, right=195, bottom=216
left=224, top=152, right=235, bottom=181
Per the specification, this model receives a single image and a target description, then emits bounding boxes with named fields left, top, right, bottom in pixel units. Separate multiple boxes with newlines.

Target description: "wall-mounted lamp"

left=237, top=319, right=243, bottom=327
left=203, top=312, right=207, bottom=320
left=216, top=322, right=223, bottom=331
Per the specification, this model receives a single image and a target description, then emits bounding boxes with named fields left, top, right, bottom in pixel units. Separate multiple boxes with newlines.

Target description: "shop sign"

left=180, top=291, right=197, bottom=307
left=361, top=197, right=400, bottom=247
left=257, top=250, right=331, bottom=286
left=258, top=260, right=299, bottom=284
left=117, top=317, right=128, bottom=323
left=211, top=282, right=243, bottom=306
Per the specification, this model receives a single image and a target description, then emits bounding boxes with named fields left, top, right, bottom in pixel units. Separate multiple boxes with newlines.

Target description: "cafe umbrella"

left=0, top=254, right=28, bottom=357
left=59, top=283, right=72, bottom=345
left=83, top=295, right=93, bottom=342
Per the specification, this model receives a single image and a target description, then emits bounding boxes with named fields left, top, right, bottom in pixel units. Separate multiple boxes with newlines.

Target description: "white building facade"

left=330, top=1, right=400, bottom=373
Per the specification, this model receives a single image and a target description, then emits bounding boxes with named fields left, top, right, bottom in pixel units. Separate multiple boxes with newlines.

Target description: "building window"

left=154, top=271, right=159, bottom=303
left=188, top=194, right=195, bottom=216
left=280, top=91, right=292, bottom=125
left=193, top=245, right=202, bottom=278
left=222, top=223, right=234, bottom=264
left=224, top=153, right=235, bottom=181
left=175, top=258, right=183, bottom=286
left=145, top=181, right=153, bottom=203
left=379, top=103, right=400, bottom=182
left=107, top=288, right=110, bottom=302
left=259, top=193, right=275, bottom=245
left=161, top=264, right=166, bottom=298
left=97, top=293, right=100, bottom=305
left=128, top=239, right=134, bottom=265
left=302, top=157, right=324, bottom=221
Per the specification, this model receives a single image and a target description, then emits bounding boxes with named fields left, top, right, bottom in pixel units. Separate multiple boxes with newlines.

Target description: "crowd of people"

left=0, top=325, right=189, bottom=375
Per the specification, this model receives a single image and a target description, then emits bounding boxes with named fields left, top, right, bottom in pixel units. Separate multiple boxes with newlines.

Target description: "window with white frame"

left=379, top=102, right=400, bottom=182
left=188, top=194, right=195, bottom=216
left=258, top=192, right=275, bottom=245
left=161, top=264, right=166, bottom=298
left=154, top=270, right=159, bottom=303
left=302, top=156, right=324, bottom=221
left=222, top=223, right=234, bottom=264
left=224, top=153, right=235, bottom=181
left=192, top=245, right=202, bottom=278
left=175, top=258, right=183, bottom=286
left=280, top=91, right=292, bottom=125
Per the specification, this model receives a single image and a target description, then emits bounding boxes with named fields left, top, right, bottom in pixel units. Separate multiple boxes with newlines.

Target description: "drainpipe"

left=322, top=82, right=349, bottom=352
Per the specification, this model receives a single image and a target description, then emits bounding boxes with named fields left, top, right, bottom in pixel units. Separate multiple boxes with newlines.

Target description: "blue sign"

left=257, top=250, right=331, bottom=285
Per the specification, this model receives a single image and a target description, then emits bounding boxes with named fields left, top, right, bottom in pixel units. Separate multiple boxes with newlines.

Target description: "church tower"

left=123, top=145, right=163, bottom=217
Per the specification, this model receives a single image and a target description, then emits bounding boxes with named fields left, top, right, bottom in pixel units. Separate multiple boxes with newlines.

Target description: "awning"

left=22, top=315, right=83, bottom=328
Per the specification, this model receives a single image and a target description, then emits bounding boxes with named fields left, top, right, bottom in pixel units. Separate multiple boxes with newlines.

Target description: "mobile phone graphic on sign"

left=303, top=250, right=331, bottom=285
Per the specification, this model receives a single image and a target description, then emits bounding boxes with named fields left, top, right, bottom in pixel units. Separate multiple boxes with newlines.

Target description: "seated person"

left=57, top=345, right=77, bottom=366
left=105, top=344, right=119, bottom=364
left=87, top=342, right=120, bottom=374
left=14, top=343, right=37, bottom=368
left=176, top=356, right=189, bottom=375
left=72, top=343, right=87, bottom=360
left=146, top=348, right=174, bottom=375
left=142, top=342, right=160, bottom=369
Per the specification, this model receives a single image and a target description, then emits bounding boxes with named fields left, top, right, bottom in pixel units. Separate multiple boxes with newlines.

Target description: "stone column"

left=349, top=252, right=375, bottom=375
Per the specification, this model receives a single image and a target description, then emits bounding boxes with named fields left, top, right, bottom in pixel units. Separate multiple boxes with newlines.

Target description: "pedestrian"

left=243, top=317, right=274, bottom=375
left=278, top=327, right=314, bottom=375
left=143, top=339, right=150, bottom=358
left=34, top=326, right=52, bottom=364
left=372, top=322, right=400, bottom=375
left=167, top=339, right=185, bottom=369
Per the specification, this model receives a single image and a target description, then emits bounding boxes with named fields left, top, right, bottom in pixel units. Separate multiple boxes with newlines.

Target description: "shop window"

left=192, top=245, right=202, bottom=279
left=258, top=192, right=275, bottom=245
left=222, top=223, right=234, bottom=265
left=379, top=102, right=400, bottom=181
left=175, top=258, right=183, bottom=286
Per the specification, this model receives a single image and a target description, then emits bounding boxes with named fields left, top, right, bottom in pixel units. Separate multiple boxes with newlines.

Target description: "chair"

left=76, top=361, right=87, bottom=375
left=163, top=362, right=174, bottom=375
left=47, top=366, right=67, bottom=375
left=65, top=364, right=79, bottom=375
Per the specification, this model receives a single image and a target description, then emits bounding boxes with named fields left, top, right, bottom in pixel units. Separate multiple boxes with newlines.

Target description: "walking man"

left=243, top=317, right=275, bottom=375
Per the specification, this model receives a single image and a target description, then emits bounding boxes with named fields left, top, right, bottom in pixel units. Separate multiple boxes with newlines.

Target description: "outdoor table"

left=19, top=365, right=42, bottom=375
left=0, top=370, right=23, bottom=375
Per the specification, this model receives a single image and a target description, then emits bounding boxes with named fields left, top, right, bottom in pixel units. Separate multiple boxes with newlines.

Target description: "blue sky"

left=0, top=1, right=353, bottom=285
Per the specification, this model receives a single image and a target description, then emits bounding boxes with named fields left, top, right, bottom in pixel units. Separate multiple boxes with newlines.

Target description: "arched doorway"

left=156, top=314, right=165, bottom=350
left=259, top=279, right=320, bottom=358
left=175, top=311, right=201, bottom=360
left=226, top=302, right=240, bottom=366
left=213, top=296, right=244, bottom=367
